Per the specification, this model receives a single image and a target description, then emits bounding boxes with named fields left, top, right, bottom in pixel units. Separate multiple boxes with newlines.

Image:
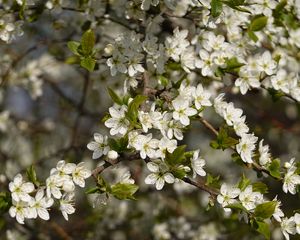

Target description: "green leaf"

left=206, top=174, right=220, bottom=188
left=111, top=183, right=139, bottom=200
left=165, top=146, right=189, bottom=179
left=247, top=30, right=259, bottom=42
left=108, top=136, right=128, bottom=153
left=211, top=0, right=223, bottom=18
left=231, top=152, right=244, bottom=166
left=81, top=29, right=95, bottom=56
left=166, top=145, right=186, bottom=166
left=267, top=159, right=281, bottom=179
left=211, top=127, right=239, bottom=150
left=158, top=75, right=169, bottom=87
left=238, top=174, right=251, bottom=191
left=267, top=88, right=285, bottom=102
left=252, top=182, right=268, bottom=194
left=224, top=57, right=245, bottom=70
left=67, top=41, right=80, bottom=56
left=65, top=55, right=80, bottom=64
left=80, top=57, right=96, bottom=72
left=26, top=165, right=39, bottom=187
left=0, top=192, right=11, bottom=215
left=221, top=137, right=239, bottom=149
left=225, top=203, right=247, bottom=212
left=172, top=167, right=187, bottom=179
left=254, top=201, right=277, bottom=219
left=107, top=87, right=123, bottom=105
left=210, top=140, right=220, bottom=149
left=126, top=95, right=147, bottom=124
left=223, top=0, right=250, bottom=13
left=255, top=221, right=271, bottom=240
left=97, top=176, right=110, bottom=193
left=86, top=187, right=101, bottom=194
left=273, top=0, right=287, bottom=19
left=249, top=15, right=268, bottom=31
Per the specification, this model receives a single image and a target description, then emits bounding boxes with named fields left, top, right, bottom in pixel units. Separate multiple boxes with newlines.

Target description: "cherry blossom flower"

left=192, top=84, right=212, bottom=110
left=87, top=133, right=110, bottom=159
left=72, top=162, right=92, bottom=188
left=281, top=217, right=296, bottom=240
left=9, top=201, right=31, bottom=224
left=134, top=134, right=159, bottom=159
left=29, top=189, right=54, bottom=221
left=236, top=133, right=258, bottom=164
left=105, top=105, right=130, bottom=136
left=172, top=98, right=197, bottom=126
left=217, top=184, right=240, bottom=212
left=258, top=140, right=271, bottom=166
left=59, top=193, right=75, bottom=221
left=191, top=150, right=206, bottom=178
left=239, top=185, right=263, bottom=211
left=9, top=174, right=34, bottom=202
left=145, top=161, right=175, bottom=190
left=283, top=166, right=300, bottom=194
left=257, top=51, right=277, bottom=76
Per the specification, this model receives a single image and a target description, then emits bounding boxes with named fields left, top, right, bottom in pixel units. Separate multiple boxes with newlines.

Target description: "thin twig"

left=91, top=153, right=219, bottom=197
left=198, top=117, right=278, bottom=178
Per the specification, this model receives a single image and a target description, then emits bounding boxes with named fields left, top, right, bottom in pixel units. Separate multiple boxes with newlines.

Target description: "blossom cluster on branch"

left=0, top=0, right=300, bottom=239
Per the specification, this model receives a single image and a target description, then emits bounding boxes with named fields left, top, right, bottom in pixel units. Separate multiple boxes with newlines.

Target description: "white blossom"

left=134, top=134, right=159, bottom=159
left=223, top=103, right=243, bottom=126
left=258, top=140, right=271, bottom=166
left=281, top=217, right=296, bottom=240
left=283, top=166, right=300, bottom=195
left=172, top=98, right=197, bottom=126
left=236, top=133, right=258, bottom=163
left=9, top=201, right=31, bottom=224
left=239, top=185, right=263, bottom=211
left=217, top=184, right=240, bottom=212
left=28, top=189, right=54, bottom=221
left=192, top=84, right=212, bottom=110
left=9, top=174, right=34, bottom=202
left=145, top=161, right=175, bottom=190
left=72, top=162, right=91, bottom=188
left=59, top=193, right=75, bottom=221
left=87, top=133, right=110, bottom=159
left=294, top=213, right=300, bottom=234
left=191, top=150, right=206, bottom=178
left=105, top=105, right=130, bottom=136
left=257, top=51, right=277, bottom=76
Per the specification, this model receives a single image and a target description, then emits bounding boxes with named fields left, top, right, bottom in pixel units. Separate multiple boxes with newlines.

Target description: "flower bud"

left=107, top=150, right=118, bottom=160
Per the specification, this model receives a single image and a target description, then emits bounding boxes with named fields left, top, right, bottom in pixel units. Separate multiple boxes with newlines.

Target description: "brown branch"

left=183, top=177, right=219, bottom=198
left=91, top=152, right=219, bottom=197
left=49, top=221, right=73, bottom=240
left=198, top=116, right=278, bottom=179
left=199, top=117, right=219, bottom=136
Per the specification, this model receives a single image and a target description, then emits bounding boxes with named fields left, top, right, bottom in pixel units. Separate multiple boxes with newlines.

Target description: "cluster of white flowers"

left=194, top=31, right=234, bottom=77
left=2, top=0, right=300, bottom=238
left=283, top=158, right=300, bottom=195
left=217, top=182, right=300, bottom=239
left=8, top=161, right=91, bottom=224
left=214, top=94, right=300, bottom=196
left=214, top=94, right=257, bottom=162
left=87, top=81, right=212, bottom=190
left=0, top=11, right=23, bottom=43
left=106, top=32, right=145, bottom=77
